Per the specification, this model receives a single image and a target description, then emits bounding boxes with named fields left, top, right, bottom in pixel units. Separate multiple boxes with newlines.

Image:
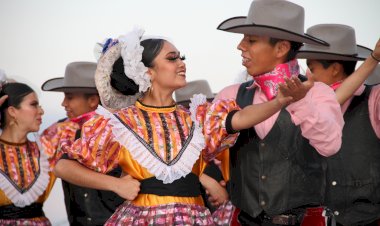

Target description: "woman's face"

left=149, top=41, right=187, bottom=92
left=12, top=92, right=44, bottom=132
left=237, top=35, right=280, bottom=77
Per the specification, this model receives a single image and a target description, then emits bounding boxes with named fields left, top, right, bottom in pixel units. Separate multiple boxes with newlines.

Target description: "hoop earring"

left=9, top=116, right=18, bottom=126
left=149, top=86, right=154, bottom=96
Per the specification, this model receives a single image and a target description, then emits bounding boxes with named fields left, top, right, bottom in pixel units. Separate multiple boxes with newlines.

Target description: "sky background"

left=1, top=0, right=379, bottom=225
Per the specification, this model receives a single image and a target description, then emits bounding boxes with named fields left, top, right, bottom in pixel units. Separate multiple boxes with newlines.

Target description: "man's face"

left=306, top=60, right=336, bottom=85
left=61, top=93, right=98, bottom=119
left=237, top=34, right=280, bottom=77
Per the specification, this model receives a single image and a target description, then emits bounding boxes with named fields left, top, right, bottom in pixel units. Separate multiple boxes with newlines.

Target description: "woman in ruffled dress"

left=58, top=27, right=312, bottom=225
left=0, top=82, right=57, bottom=225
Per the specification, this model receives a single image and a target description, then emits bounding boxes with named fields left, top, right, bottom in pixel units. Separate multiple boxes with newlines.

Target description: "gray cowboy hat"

left=297, top=24, right=372, bottom=61
left=175, top=80, right=215, bottom=108
left=217, top=0, right=328, bottom=46
left=41, top=61, right=98, bottom=94
left=365, top=65, right=380, bottom=85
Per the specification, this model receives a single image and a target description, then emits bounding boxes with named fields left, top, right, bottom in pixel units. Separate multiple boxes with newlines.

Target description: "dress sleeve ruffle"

left=61, top=115, right=121, bottom=173
left=190, top=95, right=240, bottom=161
left=40, top=121, right=79, bottom=168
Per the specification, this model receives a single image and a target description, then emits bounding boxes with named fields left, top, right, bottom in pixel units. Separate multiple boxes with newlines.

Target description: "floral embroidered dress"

left=0, top=139, right=54, bottom=226
left=64, top=96, right=239, bottom=225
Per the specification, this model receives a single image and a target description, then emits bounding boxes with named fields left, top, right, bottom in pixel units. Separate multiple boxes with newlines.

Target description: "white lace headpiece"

left=118, top=27, right=151, bottom=93
left=93, top=27, right=173, bottom=110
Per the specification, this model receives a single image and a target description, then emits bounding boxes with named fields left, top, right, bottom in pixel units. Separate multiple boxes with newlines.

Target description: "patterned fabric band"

left=0, top=203, right=44, bottom=219
left=140, top=173, right=201, bottom=197
left=252, top=59, right=300, bottom=100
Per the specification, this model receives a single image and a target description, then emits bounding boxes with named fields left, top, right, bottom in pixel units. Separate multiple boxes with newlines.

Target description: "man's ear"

left=88, top=95, right=100, bottom=109
left=331, top=62, right=344, bottom=78
left=275, top=40, right=291, bottom=59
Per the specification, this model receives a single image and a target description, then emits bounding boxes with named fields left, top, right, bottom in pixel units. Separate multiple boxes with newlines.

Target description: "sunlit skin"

left=143, top=41, right=187, bottom=106
left=61, top=93, right=99, bottom=119
left=306, top=59, right=346, bottom=85
left=237, top=34, right=290, bottom=77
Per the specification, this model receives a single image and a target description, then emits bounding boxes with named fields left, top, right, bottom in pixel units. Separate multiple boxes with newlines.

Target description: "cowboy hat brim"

left=217, top=17, right=329, bottom=46
left=41, top=77, right=98, bottom=94
left=297, top=45, right=372, bottom=61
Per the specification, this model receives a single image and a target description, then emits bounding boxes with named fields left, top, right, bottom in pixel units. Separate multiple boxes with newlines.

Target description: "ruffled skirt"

left=0, top=217, right=51, bottom=226
left=105, top=201, right=236, bottom=226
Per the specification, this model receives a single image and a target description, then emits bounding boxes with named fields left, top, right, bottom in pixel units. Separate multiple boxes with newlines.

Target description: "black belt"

left=0, top=203, right=45, bottom=219
left=238, top=210, right=301, bottom=225
left=140, top=173, right=201, bottom=197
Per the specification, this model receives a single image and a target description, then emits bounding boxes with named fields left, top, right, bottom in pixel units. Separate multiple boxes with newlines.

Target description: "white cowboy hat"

left=41, top=62, right=98, bottom=94
left=217, top=0, right=328, bottom=46
left=297, top=24, right=372, bottom=61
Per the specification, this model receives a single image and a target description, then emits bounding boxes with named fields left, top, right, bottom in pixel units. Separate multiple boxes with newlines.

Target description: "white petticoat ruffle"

left=96, top=104, right=206, bottom=184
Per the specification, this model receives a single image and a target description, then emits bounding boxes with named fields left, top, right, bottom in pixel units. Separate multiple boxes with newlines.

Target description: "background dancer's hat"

left=297, top=24, right=372, bottom=61
left=175, top=80, right=215, bottom=108
left=42, top=62, right=98, bottom=94
left=365, top=65, right=380, bottom=85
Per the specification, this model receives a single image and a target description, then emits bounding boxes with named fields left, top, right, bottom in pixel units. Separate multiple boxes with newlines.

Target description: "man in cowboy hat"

left=40, top=61, right=124, bottom=226
left=297, top=24, right=380, bottom=226
left=214, top=0, right=344, bottom=225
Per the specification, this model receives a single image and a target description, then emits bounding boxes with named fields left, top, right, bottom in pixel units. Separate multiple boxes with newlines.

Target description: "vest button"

left=332, top=181, right=337, bottom=186
left=334, top=211, right=339, bottom=216
left=260, top=143, right=265, bottom=147
left=84, top=193, right=88, bottom=198
left=260, top=200, right=266, bottom=206
left=87, top=217, right=92, bottom=222
left=261, top=175, right=267, bottom=180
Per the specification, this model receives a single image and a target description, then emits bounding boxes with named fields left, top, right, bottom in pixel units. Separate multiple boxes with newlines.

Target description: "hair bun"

left=110, top=57, right=139, bottom=95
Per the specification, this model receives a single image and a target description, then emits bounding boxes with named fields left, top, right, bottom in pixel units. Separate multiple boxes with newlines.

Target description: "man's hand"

left=113, top=174, right=140, bottom=201
left=206, top=180, right=229, bottom=207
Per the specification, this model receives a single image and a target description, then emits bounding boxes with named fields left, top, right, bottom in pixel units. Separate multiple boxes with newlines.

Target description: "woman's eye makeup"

left=167, top=53, right=186, bottom=61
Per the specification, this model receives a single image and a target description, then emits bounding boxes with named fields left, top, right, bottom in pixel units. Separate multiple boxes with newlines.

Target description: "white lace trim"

left=188, top=94, right=207, bottom=127
left=96, top=105, right=206, bottom=184
left=0, top=147, right=50, bottom=207
left=95, top=43, right=142, bottom=110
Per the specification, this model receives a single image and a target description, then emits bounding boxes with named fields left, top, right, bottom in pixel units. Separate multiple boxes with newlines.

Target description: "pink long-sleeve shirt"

left=215, top=81, right=344, bottom=157
left=341, top=84, right=380, bottom=138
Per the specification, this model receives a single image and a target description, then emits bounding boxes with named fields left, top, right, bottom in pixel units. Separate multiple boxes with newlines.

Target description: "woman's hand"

left=277, top=76, right=313, bottom=105
left=200, top=174, right=229, bottom=207
left=0, top=95, right=8, bottom=106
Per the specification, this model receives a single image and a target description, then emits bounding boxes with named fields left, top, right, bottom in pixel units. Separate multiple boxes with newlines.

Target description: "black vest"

left=230, top=80, right=326, bottom=217
left=325, top=85, right=380, bottom=225
left=61, top=129, right=124, bottom=226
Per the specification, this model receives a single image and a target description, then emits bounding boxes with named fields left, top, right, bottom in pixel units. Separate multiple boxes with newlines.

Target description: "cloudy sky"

left=1, top=0, right=379, bottom=225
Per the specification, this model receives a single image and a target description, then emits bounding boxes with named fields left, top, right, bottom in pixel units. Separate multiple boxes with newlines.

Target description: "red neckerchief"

left=70, top=111, right=96, bottom=127
left=251, top=59, right=300, bottom=100
left=330, top=80, right=343, bottom=91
